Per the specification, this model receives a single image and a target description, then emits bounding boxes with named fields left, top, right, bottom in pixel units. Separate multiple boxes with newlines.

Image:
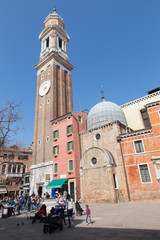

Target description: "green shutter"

left=67, top=142, right=69, bottom=151
left=72, top=141, right=74, bottom=150
left=58, top=145, right=59, bottom=154
left=57, top=130, right=59, bottom=138
left=66, top=126, right=69, bottom=134
left=53, top=131, right=55, bottom=139
left=71, top=124, right=73, bottom=133
left=69, top=160, right=73, bottom=171
left=54, top=163, right=58, bottom=173
left=53, top=147, right=55, bottom=155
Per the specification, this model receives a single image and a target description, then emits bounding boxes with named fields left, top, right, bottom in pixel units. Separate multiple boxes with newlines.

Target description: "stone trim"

left=145, top=100, right=160, bottom=108
left=119, top=128, right=152, bottom=139
left=30, top=160, right=53, bottom=170
left=80, top=120, right=126, bottom=135
left=81, top=146, right=115, bottom=166
left=37, top=58, right=71, bottom=75
left=121, top=91, right=160, bottom=108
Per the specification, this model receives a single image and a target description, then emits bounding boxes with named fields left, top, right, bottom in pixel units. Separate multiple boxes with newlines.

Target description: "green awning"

left=46, top=178, right=68, bottom=189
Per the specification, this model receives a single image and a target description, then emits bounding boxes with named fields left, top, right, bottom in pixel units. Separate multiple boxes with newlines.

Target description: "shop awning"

left=0, top=187, right=7, bottom=194
left=46, top=178, right=68, bottom=189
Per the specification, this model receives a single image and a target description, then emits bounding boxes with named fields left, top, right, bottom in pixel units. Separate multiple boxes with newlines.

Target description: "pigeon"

left=17, top=223, right=20, bottom=227
left=22, top=222, right=24, bottom=226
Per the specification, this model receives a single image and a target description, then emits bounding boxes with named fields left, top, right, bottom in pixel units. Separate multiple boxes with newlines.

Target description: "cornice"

left=30, top=160, right=53, bottom=170
left=34, top=51, right=74, bottom=73
left=145, top=100, right=160, bottom=108
left=119, top=128, right=152, bottom=140
left=121, top=91, right=160, bottom=108
left=80, top=120, right=127, bottom=135
left=39, top=24, right=69, bottom=41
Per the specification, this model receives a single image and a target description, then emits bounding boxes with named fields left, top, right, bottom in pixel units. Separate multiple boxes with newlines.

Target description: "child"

left=85, top=205, right=92, bottom=224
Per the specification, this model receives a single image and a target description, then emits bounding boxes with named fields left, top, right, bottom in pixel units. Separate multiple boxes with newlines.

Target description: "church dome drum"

left=87, top=100, right=127, bottom=130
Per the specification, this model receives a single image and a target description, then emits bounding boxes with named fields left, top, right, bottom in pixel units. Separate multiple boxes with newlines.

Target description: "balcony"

left=6, top=173, right=22, bottom=178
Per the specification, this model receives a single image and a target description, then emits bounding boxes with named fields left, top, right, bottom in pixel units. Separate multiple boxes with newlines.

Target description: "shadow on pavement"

left=0, top=216, right=160, bottom=240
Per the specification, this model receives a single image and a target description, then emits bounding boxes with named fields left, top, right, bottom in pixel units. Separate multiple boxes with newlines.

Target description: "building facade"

left=47, top=112, right=87, bottom=201
left=0, top=146, right=32, bottom=198
left=30, top=9, right=74, bottom=196
left=119, top=100, right=160, bottom=201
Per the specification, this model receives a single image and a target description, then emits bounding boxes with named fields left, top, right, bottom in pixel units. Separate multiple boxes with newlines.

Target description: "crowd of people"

left=2, top=193, right=43, bottom=215
left=1, top=191, right=93, bottom=227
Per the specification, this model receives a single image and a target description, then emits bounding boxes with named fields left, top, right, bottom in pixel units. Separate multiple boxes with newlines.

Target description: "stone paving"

left=1, top=200, right=160, bottom=239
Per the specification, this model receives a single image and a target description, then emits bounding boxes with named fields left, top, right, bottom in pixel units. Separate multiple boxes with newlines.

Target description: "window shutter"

left=72, top=141, right=74, bottom=150
left=58, top=145, right=59, bottom=154
left=67, top=142, right=69, bottom=151
left=71, top=124, right=73, bottom=133
left=69, top=160, right=73, bottom=171
left=57, top=130, right=59, bottom=138
left=53, top=131, right=55, bottom=139
left=53, top=147, right=55, bottom=155
left=66, top=126, right=69, bottom=134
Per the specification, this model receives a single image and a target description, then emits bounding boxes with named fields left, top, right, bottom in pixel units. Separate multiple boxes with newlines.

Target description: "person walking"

left=66, top=194, right=74, bottom=228
left=85, top=205, right=92, bottom=225
left=27, top=196, right=31, bottom=213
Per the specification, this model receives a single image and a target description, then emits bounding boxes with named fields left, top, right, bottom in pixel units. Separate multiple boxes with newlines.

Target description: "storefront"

left=46, top=178, right=68, bottom=198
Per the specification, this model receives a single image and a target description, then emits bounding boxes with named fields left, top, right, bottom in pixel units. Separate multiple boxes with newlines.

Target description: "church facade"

left=80, top=90, right=160, bottom=203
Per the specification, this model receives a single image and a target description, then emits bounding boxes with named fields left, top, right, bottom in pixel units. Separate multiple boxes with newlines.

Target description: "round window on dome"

left=91, top=157, right=97, bottom=165
left=95, top=133, right=101, bottom=140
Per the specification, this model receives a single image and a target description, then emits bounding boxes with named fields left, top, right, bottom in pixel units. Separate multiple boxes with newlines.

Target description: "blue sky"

left=1, top=0, right=160, bottom=147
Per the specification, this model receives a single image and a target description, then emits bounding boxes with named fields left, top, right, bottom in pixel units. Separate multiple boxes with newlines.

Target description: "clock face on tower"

left=39, top=80, right=51, bottom=96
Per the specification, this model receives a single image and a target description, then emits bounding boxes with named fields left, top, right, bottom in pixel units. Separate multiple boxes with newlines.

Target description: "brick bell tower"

left=30, top=8, right=74, bottom=195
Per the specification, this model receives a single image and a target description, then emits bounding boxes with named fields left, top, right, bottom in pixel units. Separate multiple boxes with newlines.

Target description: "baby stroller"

left=75, top=201, right=84, bottom=216
left=43, top=207, right=64, bottom=233
left=31, top=204, right=47, bottom=223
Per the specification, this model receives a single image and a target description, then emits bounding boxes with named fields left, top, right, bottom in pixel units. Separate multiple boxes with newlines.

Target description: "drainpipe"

left=117, top=136, right=131, bottom=202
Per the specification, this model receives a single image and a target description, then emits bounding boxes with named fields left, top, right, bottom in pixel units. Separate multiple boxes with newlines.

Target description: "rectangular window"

left=3, top=154, right=7, bottom=159
left=53, top=130, right=59, bottom=140
left=25, top=176, right=30, bottom=184
left=141, top=109, right=151, bottom=128
left=9, top=154, right=14, bottom=160
left=134, top=140, right=144, bottom=153
left=53, top=145, right=59, bottom=155
left=158, top=111, right=160, bottom=118
left=113, top=173, right=118, bottom=189
left=69, top=160, right=73, bottom=171
left=78, top=116, right=82, bottom=123
left=66, top=125, right=73, bottom=135
left=54, top=163, right=58, bottom=173
left=18, top=155, right=28, bottom=160
left=139, top=164, right=151, bottom=183
left=67, top=141, right=74, bottom=152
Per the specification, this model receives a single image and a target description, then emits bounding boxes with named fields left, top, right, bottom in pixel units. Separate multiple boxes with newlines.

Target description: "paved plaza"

left=1, top=200, right=160, bottom=239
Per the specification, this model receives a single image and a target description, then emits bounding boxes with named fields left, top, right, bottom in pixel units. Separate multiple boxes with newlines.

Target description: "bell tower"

left=30, top=9, right=74, bottom=195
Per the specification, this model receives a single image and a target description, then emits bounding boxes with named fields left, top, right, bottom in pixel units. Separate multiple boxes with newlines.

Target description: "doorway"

left=70, top=182, right=75, bottom=202
left=38, top=186, right=42, bottom=197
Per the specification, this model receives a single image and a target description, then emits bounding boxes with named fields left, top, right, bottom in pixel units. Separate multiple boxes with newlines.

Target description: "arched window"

left=12, top=165, right=16, bottom=173
left=23, top=165, right=26, bottom=174
left=1, top=164, right=6, bottom=174
left=8, top=164, right=11, bottom=173
left=17, top=165, right=21, bottom=173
